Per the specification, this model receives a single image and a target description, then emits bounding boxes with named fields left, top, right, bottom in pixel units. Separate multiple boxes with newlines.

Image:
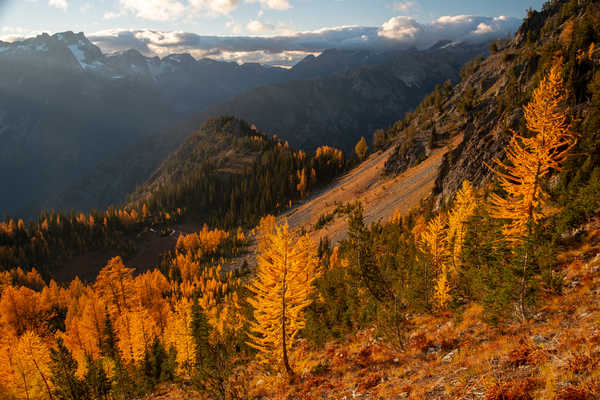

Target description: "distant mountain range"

left=0, top=31, right=491, bottom=217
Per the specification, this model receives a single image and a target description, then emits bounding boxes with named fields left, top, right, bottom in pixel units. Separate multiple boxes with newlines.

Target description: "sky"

left=0, top=0, right=547, bottom=66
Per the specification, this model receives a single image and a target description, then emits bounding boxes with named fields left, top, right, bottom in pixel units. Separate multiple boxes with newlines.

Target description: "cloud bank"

left=87, top=15, right=519, bottom=66
left=2, top=15, right=519, bottom=67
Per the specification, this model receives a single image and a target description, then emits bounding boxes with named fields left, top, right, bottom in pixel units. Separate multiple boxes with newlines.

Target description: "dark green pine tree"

left=142, top=337, right=174, bottom=387
left=84, top=357, right=110, bottom=400
left=100, top=311, right=133, bottom=400
left=49, top=337, right=87, bottom=400
left=190, top=296, right=212, bottom=368
left=347, top=202, right=391, bottom=302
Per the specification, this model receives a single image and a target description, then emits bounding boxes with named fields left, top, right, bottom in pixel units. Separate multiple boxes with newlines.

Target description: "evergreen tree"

left=247, top=221, right=318, bottom=378
left=84, top=357, right=110, bottom=400
left=49, top=337, right=87, bottom=400
left=355, top=137, right=368, bottom=161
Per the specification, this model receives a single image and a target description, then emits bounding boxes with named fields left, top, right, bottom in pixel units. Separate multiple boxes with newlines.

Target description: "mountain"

left=193, top=42, right=489, bottom=153
left=5, top=36, right=494, bottom=218
left=379, top=0, right=599, bottom=213
left=0, top=33, right=333, bottom=216
left=0, top=31, right=483, bottom=217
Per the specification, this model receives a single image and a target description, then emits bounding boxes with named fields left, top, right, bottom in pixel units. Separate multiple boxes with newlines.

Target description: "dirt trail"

left=284, top=136, right=461, bottom=245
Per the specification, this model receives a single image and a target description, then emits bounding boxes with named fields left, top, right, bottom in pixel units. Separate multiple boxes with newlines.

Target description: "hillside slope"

left=194, top=43, right=488, bottom=153
left=382, top=0, right=600, bottom=208
left=284, top=135, right=462, bottom=244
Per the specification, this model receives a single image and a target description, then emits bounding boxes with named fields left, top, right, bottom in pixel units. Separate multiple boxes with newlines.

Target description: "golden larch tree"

left=489, top=61, right=576, bottom=242
left=419, top=214, right=450, bottom=308
left=488, top=60, right=576, bottom=320
left=1, top=331, right=54, bottom=400
left=447, top=180, right=477, bottom=273
left=165, top=298, right=196, bottom=376
left=247, top=221, right=317, bottom=377
left=355, top=136, right=368, bottom=161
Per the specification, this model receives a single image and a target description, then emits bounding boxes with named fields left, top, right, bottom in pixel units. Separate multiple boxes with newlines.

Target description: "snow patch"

left=68, top=44, right=104, bottom=71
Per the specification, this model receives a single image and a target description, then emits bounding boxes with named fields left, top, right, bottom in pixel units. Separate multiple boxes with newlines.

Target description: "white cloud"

left=392, top=1, right=416, bottom=13
left=119, top=0, right=186, bottom=21
left=49, top=0, right=68, bottom=10
left=189, top=0, right=240, bottom=15
left=246, top=0, right=291, bottom=11
left=87, top=14, right=519, bottom=66
left=473, top=23, right=494, bottom=35
left=378, top=16, right=421, bottom=40
left=378, top=14, right=519, bottom=45
left=247, top=20, right=275, bottom=33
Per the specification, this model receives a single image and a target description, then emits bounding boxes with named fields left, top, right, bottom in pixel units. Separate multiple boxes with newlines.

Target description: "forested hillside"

left=1, top=0, right=600, bottom=399
left=194, top=42, right=488, bottom=153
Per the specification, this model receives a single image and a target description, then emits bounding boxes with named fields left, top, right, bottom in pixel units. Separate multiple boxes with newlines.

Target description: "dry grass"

left=232, top=232, right=600, bottom=400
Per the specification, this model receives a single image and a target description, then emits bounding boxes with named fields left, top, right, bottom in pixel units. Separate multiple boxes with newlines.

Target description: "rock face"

left=383, top=1, right=571, bottom=202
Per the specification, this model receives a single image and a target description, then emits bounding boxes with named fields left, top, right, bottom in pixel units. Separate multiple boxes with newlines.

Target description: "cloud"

left=189, top=0, right=241, bottom=15
left=49, top=0, right=68, bottom=10
left=377, top=14, right=519, bottom=46
left=111, top=0, right=286, bottom=21
left=4, top=13, right=515, bottom=66
left=247, top=0, right=292, bottom=10
left=379, top=16, right=421, bottom=40
left=392, top=1, right=417, bottom=13
left=118, top=0, right=186, bottom=21
left=247, top=20, right=275, bottom=33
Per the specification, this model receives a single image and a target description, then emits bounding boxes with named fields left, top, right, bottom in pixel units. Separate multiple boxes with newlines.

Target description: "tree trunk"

left=281, top=238, right=295, bottom=379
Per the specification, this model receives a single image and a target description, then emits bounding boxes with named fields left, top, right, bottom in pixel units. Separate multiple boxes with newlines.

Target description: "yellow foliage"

left=488, top=61, right=576, bottom=243
left=117, top=307, right=159, bottom=365
left=165, top=298, right=196, bottom=376
left=175, top=225, right=228, bottom=259
left=355, top=136, right=368, bottom=161
left=433, top=270, right=451, bottom=310
left=0, top=285, right=51, bottom=336
left=247, top=221, right=318, bottom=375
left=315, top=145, right=343, bottom=166
left=0, top=331, right=53, bottom=400
left=447, top=180, right=477, bottom=272
left=63, top=289, right=107, bottom=376
left=419, top=214, right=449, bottom=273
left=94, top=256, right=136, bottom=316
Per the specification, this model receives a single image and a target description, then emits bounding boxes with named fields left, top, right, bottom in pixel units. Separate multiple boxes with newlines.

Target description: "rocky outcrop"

left=382, top=1, right=574, bottom=202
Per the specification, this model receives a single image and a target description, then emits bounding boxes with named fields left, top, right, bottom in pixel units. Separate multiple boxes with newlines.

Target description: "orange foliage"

left=0, top=285, right=52, bottom=336
left=175, top=225, right=228, bottom=259
left=488, top=61, right=576, bottom=242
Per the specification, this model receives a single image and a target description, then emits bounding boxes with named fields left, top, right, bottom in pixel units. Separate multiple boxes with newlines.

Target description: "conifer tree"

left=355, top=137, right=368, bottom=161
left=83, top=357, right=110, bottom=400
left=488, top=61, right=576, bottom=320
left=419, top=214, right=450, bottom=307
left=447, top=180, right=477, bottom=273
left=489, top=61, right=576, bottom=242
left=49, top=337, right=87, bottom=400
left=247, top=221, right=317, bottom=378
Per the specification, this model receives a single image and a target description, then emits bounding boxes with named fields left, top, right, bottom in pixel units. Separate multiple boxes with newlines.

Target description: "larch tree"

left=447, top=180, right=477, bottom=273
left=355, top=136, right=368, bottom=161
left=165, top=299, right=196, bottom=377
left=17, top=331, right=54, bottom=400
left=247, top=221, right=317, bottom=378
left=488, top=60, right=576, bottom=320
left=489, top=61, right=576, bottom=242
left=419, top=214, right=450, bottom=308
